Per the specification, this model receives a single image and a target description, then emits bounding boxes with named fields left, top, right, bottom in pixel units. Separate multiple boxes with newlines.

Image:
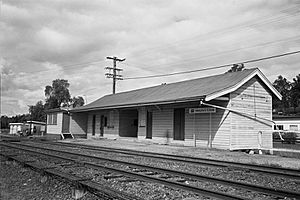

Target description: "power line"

left=130, top=5, right=300, bottom=57
left=121, top=35, right=300, bottom=70
left=123, top=50, right=300, bottom=80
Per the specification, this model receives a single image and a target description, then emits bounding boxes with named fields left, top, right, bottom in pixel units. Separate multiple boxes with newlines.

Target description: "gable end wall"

left=230, top=76, right=273, bottom=150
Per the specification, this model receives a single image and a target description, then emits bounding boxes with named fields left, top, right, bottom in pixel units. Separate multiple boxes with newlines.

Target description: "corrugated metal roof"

left=72, top=68, right=259, bottom=112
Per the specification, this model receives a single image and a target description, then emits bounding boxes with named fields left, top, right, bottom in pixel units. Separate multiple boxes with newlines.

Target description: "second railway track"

left=1, top=141, right=299, bottom=200
left=41, top=140, right=300, bottom=180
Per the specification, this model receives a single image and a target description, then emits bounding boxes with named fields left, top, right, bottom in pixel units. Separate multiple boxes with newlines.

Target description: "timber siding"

left=230, top=77, right=273, bottom=150
left=185, top=101, right=231, bottom=149
left=152, top=107, right=173, bottom=138
left=47, top=112, right=63, bottom=134
left=138, top=107, right=146, bottom=137
left=70, top=113, right=88, bottom=138
left=86, top=110, right=119, bottom=138
left=70, top=68, right=280, bottom=150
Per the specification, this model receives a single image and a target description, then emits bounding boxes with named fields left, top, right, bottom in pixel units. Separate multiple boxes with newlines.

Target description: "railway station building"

left=46, top=68, right=282, bottom=150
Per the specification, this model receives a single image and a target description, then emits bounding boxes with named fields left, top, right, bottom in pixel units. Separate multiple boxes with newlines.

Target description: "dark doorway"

left=62, top=113, right=70, bottom=133
left=173, top=108, right=185, bottom=140
left=100, top=115, right=105, bottom=136
left=119, top=110, right=138, bottom=137
left=146, top=111, right=152, bottom=139
left=92, top=115, right=96, bottom=136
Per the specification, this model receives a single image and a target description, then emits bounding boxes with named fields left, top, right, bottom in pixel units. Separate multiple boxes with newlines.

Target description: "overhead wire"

left=131, top=5, right=300, bottom=57
left=121, top=35, right=300, bottom=70
left=6, top=5, right=300, bottom=79
left=123, top=50, right=300, bottom=80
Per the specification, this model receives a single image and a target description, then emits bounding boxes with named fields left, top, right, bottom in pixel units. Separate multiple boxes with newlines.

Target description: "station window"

left=290, top=125, right=298, bottom=131
left=274, top=125, right=283, bottom=130
left=47, top=113, right=57, bottom=125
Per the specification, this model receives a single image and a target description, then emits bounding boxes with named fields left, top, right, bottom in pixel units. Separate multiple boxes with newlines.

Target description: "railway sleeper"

left=132, top=168, right=147, bottom=172
left=158, top=174, right=172, bottom=179
left=0, top=151, right=140, bottom=200
left=80, top=180, right=142, bottom=200
left=118, top=178, right=139, bottom=183
left=103, top=174, right=124, bottom=180
left=4, top=143, right=300, bottom=199
left=143, top=171, right=159, bottom=175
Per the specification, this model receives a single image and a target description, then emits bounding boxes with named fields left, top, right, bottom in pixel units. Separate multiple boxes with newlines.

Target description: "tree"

left=44, top=79, right=71, bottom=109
left=290, top=74, right=300, bottom=112
left=227, top=64, right=244, bottom=73
left=272, top=75, right=291, bottom=113
left=72, top=96, right=85, bottom=108
left=29, top=101, right=46, bottom=122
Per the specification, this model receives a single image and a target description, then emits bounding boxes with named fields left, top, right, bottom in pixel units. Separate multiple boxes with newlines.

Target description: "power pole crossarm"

left=105, top=56, right=125, bottom=94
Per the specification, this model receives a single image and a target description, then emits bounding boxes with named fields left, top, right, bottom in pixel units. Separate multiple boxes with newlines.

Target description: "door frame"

left=62, top=113, right=70, bottom=133
left=100, top=115, right=105, bottom=136
left=92, top=115, right=96, bottom=136
left=146, top=111, right=152, bottom=139
left=173, top=108, right=185, bottom=140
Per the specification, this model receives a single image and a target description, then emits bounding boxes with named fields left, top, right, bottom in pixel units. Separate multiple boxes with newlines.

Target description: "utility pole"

left=105, top=56, right=125, bottom=94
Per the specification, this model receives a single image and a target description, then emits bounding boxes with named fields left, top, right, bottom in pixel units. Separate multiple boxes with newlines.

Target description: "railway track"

left=40, top=140, right=300, bottom=180
left=1, top=141, right=299, bottom=200
left=0, top=143, right=141, bottom=200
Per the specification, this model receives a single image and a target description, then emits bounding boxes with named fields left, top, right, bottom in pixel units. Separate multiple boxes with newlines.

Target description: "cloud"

left=1, top=0, right=299, bottom=116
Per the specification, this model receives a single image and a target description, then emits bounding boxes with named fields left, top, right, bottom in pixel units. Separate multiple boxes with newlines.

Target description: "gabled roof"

left=72, top=68, right=282, bottom=112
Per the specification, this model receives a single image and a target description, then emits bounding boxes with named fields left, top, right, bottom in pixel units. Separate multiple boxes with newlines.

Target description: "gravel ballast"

left=1, top=138, right=300, bottom=199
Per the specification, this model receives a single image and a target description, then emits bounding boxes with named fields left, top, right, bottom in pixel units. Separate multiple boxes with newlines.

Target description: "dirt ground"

left=62, top=138, right=300, bottom=169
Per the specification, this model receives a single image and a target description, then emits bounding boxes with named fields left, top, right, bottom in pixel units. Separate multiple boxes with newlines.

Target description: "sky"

left=0, top=0, right=299, bottom=116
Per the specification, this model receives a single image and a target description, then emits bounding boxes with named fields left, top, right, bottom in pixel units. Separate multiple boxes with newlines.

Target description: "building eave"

left=205, top=69, right=282, bottom=101
left=71, top=96, right=205, bottom=113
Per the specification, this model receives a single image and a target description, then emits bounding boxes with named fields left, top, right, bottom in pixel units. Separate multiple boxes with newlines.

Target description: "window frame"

left=47, top=113, right=58, bottom=125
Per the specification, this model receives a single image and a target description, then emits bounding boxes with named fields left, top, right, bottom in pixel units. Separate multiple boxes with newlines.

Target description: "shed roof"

left=72, top=68, right=282, bottom=112
left=45, top=107, right=70, bottom=113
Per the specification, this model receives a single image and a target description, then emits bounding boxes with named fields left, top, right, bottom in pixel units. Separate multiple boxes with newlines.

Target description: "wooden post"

left=209, top=113, right=212, bottom=148
left=193, top=113, right=196, bottom=147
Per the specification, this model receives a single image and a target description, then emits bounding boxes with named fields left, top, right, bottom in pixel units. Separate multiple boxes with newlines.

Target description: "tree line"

left=1, top=79, right=85, bottom=129
left=272, top=74, right=300, bottom=114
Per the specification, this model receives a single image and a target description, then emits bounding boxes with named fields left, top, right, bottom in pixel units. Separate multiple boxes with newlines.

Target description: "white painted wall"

left=273, top=119, right=300, bottom=131
left=47, top=112, right=63, bottom=134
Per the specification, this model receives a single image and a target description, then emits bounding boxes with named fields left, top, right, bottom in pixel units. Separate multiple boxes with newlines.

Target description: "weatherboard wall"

left=229, top=76, right=273, bottom=150
left=134, top=101, right=231, bottom=149
left=86, top=110, right=119, bottom=138
left=46, top=112, right=63, bottom=134
left=45, top=112, right=63, bottom=140
left=70, top=113, right=88, bottom=138
left=185, top=101, right=231, bottom=149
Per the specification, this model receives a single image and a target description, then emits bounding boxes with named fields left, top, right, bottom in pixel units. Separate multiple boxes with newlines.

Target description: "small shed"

left=45, top=108, right=87, bottom=140
left=69, top=68, right=281, bottom=150
left=26, top=121, right=46, bottom=136
left=9, top=123, right=27, bottom=135
left=9, top=121, right=46, bottom=136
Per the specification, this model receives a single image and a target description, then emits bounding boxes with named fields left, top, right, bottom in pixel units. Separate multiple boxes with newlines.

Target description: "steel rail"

left=0, top=147, right=141, bottom=200
left=38, top=141, right=300, bottom=180
left=2, top=142, right=300, bottom=199
left=0, top=142, right=250, bottom=200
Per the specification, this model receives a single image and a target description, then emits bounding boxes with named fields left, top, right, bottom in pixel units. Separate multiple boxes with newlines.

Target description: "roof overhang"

left=71, top=96, right=205, bottom=113
left=26, top=121, right=46, bottom=125
left=205, top=69, right=282, bottom=101
left=45, top=107, right=71, bottom=114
